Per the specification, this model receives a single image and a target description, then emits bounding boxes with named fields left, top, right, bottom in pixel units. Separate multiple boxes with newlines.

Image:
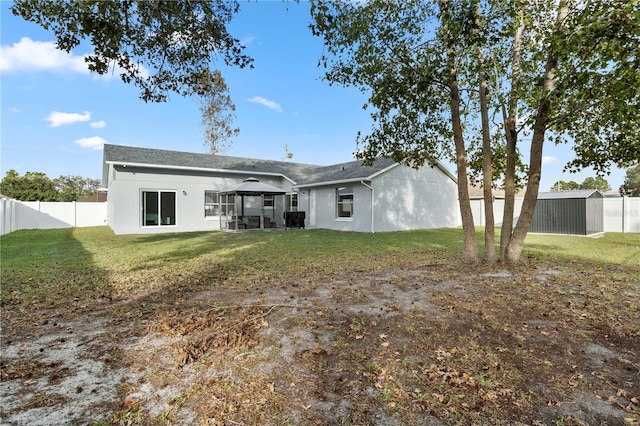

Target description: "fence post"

left=622, top=196, right=626, bottom=233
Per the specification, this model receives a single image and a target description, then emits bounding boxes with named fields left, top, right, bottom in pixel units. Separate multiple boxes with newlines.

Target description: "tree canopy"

left=11, top=0, right=252, bottom=102
left=310, top=0, right=640, bottom=264
left=198, top=69, right=239, bottom=154
left=0, top=171, right=100, bottom=202
left=621, top=164, right=640, bottom=196
left=551, top=176, right=611, bottom=192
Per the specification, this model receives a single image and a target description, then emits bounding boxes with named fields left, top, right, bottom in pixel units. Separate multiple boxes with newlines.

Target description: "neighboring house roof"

left=538, top=190, right=604, bottom=199
left=103, top=144, right=457, bottom=187
left=77, top=192, right=107, bottom=202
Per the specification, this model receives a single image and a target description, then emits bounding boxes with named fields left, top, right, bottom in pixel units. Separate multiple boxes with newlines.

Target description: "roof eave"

left=293, top=177, right=372, bottom=189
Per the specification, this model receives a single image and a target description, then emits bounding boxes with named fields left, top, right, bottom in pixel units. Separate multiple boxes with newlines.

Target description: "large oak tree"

left=310, top=0, right=640, bottom=264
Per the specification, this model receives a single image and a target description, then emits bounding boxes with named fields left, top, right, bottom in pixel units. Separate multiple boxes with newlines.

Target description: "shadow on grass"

left=0, top=228, right=112, bottom=307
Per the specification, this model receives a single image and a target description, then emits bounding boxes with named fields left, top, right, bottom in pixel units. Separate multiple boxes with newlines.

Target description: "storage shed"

left=529, top=190, right=604, bottom=235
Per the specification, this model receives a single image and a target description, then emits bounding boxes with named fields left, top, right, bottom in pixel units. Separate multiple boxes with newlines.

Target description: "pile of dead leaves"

left=150, top=302, right=272, bottom=367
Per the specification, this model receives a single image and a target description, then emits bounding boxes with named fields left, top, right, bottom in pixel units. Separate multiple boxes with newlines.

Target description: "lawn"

left=1, top=227, right=639, bottom=425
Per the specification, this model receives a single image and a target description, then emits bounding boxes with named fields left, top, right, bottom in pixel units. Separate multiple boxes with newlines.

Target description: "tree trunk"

left=438, top=0, right=477, bottom=263
left=447, top=52, right=478, bottom=264
left=478, top=45, right=495, bottom=263
left=499, top=18, right=523, bottom=262
left=505, top=1, right=568, bottom=264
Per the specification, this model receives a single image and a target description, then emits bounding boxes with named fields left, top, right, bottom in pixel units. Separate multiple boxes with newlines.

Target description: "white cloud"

left=46, top=111, right=91, bottom=127
left=0, top=37, right=149, bottom=80
left=0, top=37, right=89, bottom=74
left=241, top=35, right=256, bottom=45
left=542, top=156, right=559, bottom=166
left=9, top=107, right=21, bottom=113
left=90, top=120, right=106, bottom=129
left=247, top=96, right=282, bottom=112
left=75, top=136, right=107, bottom=150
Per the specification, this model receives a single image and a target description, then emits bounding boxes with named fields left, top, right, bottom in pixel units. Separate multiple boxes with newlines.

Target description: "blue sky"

left=1, top=1, right=626, bottom=192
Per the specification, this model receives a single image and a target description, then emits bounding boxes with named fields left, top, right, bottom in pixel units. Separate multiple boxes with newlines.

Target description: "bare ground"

left=1, top=261, right=639, bottom=425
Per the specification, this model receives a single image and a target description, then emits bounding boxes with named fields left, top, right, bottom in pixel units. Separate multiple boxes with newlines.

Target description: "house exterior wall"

left=107, top=165, right=293, bottom=235
left=298, top=164, right=459, bottom=233
left=372, top=164, right=459, bottom=232
left=301, top=184, right=373, bottom=232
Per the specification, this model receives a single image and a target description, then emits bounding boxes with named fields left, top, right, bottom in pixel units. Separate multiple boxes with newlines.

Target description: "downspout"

left=360, top=180, right=375, bottom=233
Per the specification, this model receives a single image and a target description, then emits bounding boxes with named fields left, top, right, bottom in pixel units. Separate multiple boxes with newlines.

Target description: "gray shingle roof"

left=103, top=144, right=320, bottom=183
left=294, top=157, right=398, bottom=187
left=103, top=144, right=455, bottom=186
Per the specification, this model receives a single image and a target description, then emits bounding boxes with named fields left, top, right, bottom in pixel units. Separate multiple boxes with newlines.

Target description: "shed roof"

left=537, top=190, right=604, bottom=200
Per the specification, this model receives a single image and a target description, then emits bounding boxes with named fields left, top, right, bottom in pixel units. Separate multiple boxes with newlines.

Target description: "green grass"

left=1, top=226, right=638, bottom=307
left=524, top=232, right=640, bottom=266
left=2, top=226, right=639, bottom=425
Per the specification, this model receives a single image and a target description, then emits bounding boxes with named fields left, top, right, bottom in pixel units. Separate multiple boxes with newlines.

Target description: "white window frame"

left=204, top=191, right=220, bottom=218
left=336, top=186, right=354, bottom=219
left=142, top=190, right=176, bottom=227
left=286, top=193, right=299, bottom=212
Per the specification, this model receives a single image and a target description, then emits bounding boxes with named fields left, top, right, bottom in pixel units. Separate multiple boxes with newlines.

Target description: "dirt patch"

left=1, top=316, right=127, bottom=425
left=1, top=264, right=639, bottom=425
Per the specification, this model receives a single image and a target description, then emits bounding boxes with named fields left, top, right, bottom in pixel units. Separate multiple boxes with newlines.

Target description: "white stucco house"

left=102, top=144, right=460, bottom=235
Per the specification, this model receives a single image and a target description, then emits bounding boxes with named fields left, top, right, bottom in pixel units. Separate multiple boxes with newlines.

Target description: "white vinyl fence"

left=470, top=197, right=640, bottom=233
left=0, top=199, right=107, bottom=236
left=1, top=197, right=637, bottom=236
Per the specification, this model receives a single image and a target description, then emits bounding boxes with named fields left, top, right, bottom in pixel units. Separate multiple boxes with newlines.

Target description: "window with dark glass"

left=142, top=191, right=176, bottom=226
left=336, top=186, right=353, bottom=218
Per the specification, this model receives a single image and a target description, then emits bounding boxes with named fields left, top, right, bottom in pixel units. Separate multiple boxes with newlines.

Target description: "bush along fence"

left=0, top=199, right=107, bottom=236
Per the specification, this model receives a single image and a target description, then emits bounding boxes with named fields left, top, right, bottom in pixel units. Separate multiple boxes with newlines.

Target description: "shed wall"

left=530, top=199, right=587, bottom=234
left=530, top=194, right=604, bottom=235
left=586, top=197, right=604, bottom=235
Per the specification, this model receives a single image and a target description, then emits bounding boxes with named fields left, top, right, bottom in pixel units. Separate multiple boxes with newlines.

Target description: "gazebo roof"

left=219, top=177, right=286, bottom=196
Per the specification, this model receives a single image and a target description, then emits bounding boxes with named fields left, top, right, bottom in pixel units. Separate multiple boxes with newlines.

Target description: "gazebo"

left=218, top=177, right=286, bottom=230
